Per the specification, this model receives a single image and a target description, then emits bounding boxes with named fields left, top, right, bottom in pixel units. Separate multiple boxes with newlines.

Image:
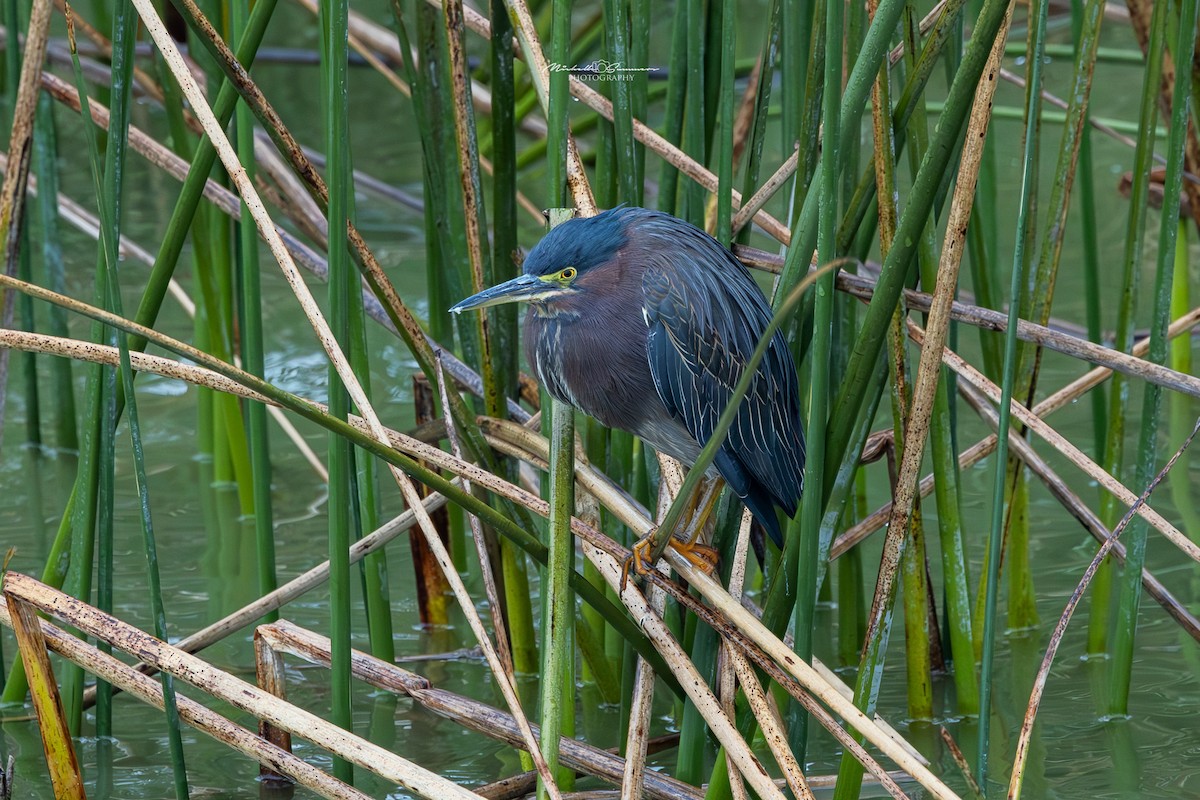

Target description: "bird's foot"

left=619, top=535, right=655, bottom=592
left=619, top=531, right=719, bottom=592
left=672, top=537, right=720, bottom=576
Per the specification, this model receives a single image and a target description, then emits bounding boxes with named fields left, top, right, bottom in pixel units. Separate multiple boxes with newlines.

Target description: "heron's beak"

left=449, top=273, right=562, bottom=313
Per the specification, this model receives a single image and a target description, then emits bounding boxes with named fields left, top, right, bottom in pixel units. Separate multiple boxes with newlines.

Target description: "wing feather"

left=641, top=241, right=806, bottom=523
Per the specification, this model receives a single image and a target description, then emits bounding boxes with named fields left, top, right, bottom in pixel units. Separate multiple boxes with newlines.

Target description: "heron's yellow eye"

left=561, top=267, right=577, bottom=280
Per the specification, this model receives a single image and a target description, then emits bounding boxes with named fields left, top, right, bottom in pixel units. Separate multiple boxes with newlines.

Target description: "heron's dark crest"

left=451, top=206, right=807, bottom=550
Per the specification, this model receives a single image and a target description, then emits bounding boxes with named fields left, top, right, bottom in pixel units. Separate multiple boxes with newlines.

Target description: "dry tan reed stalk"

left=122, top=6, right=561, bottom=791
left=435, top=358, right=515, bottom=677
left=955, top=379, right=1200, bottom=642
left=480, top=416, right=931, bottom=771
left=908, top=322, right=1198, bottom=561
left=478, top=420, right=935, bottom=797
left=836, top=300, right=1200, bottom=557
left=3, top=573, right=484, bottom=799
left=0, top=602, right=369, bottom=800
left=665, top=555, right=956, bottom=797
left=939, top=727, right=984, bottom=799
left=287, top=0, right=544, bottom=223
left=882, top=0, right=1010, bottom=556
left=737, top=249, right=1200, bottom=400
left=0, top=150, right=328, bottom=479
left=577, top=539, right=787, bottom=800
left=5, top=593, right=83, bottom=799
left=718, top=511, right=751, bottom=800
left=428, top=0, right=793, bottom=242
left=0, top=0, right=51, bottom=253
left=1006, top=416, right=1200, bottom=799
left=860, top=1, right=1011, bottom=697
left=258, top=620, right=704, bottom=800
left=620, top=560, right=669, bottom=800
left=38, top=70, right=329, bottom=274
left=726, top=512, right=815, bottom=800
left=731, top=148, right=799, bottom=236
left=0, top=314, right=933, bottom=794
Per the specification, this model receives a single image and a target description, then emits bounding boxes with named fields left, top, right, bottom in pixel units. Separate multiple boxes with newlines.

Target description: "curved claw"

left=620, top=534, right=657, bottom=592
left=674, top=540, right=719, bottom=576
left=619, top=531, right=720, bottom=593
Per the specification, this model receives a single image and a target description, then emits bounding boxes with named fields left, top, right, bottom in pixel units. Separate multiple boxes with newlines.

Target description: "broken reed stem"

left=956, top=378, right=1200, bottom=641
left=0, top=315, right=945, bottom=795
left=908, top=321, right=1199, bottom=562
left=434, top=359, right=516, bottom=677
left=130, top=2, right=560, bottom=793
left=835, top=300, right=1200, bottom=557
left=3, top=573, right=481, bottom=799
left=1007, top=415, right=1200, bottom=798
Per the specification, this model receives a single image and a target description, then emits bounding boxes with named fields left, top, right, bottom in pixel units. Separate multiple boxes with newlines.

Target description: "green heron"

left=450, top=206, right=806, bottom=567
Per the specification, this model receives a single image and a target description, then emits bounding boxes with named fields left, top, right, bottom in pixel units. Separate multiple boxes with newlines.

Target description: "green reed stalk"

left=1, top=0, right=278, bottom=702
left=579, top=421, right=609, bottom=691
left=831, top=40, right=901, bottom=793
left=489, top=0, right=519, bottom=415
left=790, top=0, right=842, bottom=763
left=321, top=0, right=355, bottom=780
left=539, top=385, right=575, bottom=799
left=896, top=393, right=933, bottom=723
left=595, top=105, right=617, bottom=207
left=1089, top=0, right=1166, bottom=655
left=779, top=0, right=811, bottom=159
left=797, top=0, right=826, bottom=204
left=657, top=1, right=688, bottom=215
left=842, top=0, right=866, bottom=197
left=895, top=4, right=936, bottom=725
left=714, top=0, right=734, bottom=244
left=68, top=12, right=190, bottom=794
left=677, top=623, right=718, bottom=787
left=898, top=0, right=980, bottom=716
left=1111, top=0, right=1198, bottom=714
left=3, top=4, right=38, bottom=452
left=59, top=0, right=139, bottom=730
left=978, top=0, right=1049, bottom=781
left=838, top=473, right=868, bottom=666
left=95, top=359, right=115, bottom=792
left=629, top=0, right=648, bottom=204
left=487, top=0, right=529, bottom=680
left=231, top=0, right=277, bottom=622
left=602, top=0, right=636, bottom=205
left=347, top=146, right=391, bottom=663
left=30, top=94, right=76, bottom=453
left=1167, top=224, right=1199, bottom=546
left=778, top=0, right=996, bottom=472
left=734, top=0, right=780, bottom=244
left=547, top=0, right=571, bottom=207
left=1007, top=0, right=1104, bottom=632
left=680, top=0, right=705, bottom=226
left=1070, top=0, right=1106, bottom=460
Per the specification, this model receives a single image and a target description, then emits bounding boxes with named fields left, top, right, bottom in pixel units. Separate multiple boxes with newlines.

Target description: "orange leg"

left=621, top=476, right=723, bottom=589
left=671, top=477, right=721, bottom=575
